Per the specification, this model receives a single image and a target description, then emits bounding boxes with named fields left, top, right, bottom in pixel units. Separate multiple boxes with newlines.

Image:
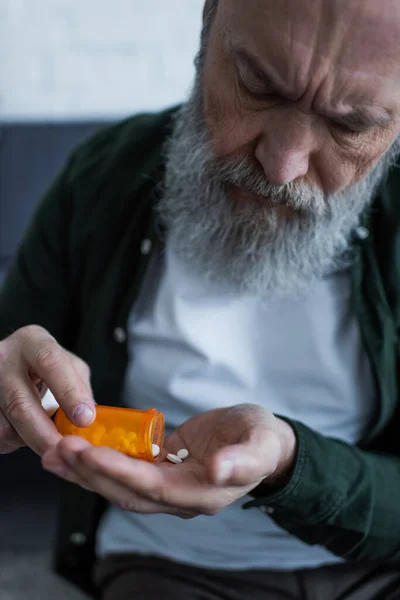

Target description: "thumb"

left=208, top=429, right=282, bottom=487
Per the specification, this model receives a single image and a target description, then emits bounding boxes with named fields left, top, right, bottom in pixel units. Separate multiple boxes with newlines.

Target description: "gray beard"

left=157, top=70, right=400, bottom=299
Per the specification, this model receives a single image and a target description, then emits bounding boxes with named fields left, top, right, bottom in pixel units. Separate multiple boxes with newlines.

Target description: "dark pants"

left=93, top=554, right=400, bottom=600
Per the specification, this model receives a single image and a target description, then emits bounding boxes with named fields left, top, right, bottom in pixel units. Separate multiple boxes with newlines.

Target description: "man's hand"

left=42, top=404, right=297, bottom=518
left=0, top=325, right=96, bottom=456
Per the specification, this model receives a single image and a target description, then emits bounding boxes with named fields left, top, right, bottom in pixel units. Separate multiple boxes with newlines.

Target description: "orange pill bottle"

left=54, top=406, right=165, bottom=462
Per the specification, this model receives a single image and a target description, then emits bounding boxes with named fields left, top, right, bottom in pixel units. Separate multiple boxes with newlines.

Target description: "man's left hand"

left=42, top=404, right=297, bottom=518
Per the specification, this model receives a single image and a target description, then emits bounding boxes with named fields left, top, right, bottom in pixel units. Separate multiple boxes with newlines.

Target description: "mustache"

left=207, top=154, right=327, bottom=216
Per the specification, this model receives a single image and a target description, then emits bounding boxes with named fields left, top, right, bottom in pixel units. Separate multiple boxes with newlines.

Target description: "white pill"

left=167, top=453, right=183, bottom=464
left=177, top=449, right=189, bottom=460
left=152, top=444, right=160, bottom=457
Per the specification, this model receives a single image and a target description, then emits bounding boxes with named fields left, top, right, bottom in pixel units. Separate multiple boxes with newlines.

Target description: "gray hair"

left=157, top=1, right=400, bottom=299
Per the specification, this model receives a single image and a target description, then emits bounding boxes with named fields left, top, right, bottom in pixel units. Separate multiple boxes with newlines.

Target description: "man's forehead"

left=218, top=0, right=400, bottom=117
left=220, top=0, right=400, bottom=59
left=220, top=0, right=400, bottom=26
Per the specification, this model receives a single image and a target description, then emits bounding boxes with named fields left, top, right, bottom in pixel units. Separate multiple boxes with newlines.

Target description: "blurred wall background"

left=0, top=0, right=204, bottom=284
left=0, top=0, right=203, bottom=121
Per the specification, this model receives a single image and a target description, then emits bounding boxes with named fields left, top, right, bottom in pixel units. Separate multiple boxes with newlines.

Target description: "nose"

left=255, top=110, right=317, bottom=186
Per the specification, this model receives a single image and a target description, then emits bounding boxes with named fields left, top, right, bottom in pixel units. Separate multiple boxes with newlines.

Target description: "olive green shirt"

left=1, top=108, right=400, bottom=596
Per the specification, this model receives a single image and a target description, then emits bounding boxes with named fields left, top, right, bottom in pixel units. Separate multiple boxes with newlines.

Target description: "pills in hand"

left=166, top=449, right=190, bottom=465
left=167, top=453, right=183, bottom=464
left=152, top=444, right=160, bottom=457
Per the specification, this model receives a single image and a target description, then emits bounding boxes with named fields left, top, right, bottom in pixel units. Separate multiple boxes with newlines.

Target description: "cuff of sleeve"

left=243, top=417, right=343, bottom=524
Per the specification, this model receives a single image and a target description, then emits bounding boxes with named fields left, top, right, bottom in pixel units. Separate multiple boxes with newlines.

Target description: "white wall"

left=0, top=0, right=204, bottom=122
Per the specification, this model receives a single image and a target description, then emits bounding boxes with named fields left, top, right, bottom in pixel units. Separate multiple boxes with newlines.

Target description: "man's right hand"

left=0, top=325, right=96, bottom=456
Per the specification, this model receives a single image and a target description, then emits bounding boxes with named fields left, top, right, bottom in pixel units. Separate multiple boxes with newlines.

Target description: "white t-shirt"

left=96, top=233, right=376, bottom=570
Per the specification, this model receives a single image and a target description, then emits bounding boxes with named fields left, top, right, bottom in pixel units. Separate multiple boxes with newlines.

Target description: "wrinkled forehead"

left=218, top=0, right=400, bottom=113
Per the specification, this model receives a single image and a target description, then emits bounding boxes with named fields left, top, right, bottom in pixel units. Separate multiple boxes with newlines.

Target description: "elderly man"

left=1, top=0, right=400, bottom=598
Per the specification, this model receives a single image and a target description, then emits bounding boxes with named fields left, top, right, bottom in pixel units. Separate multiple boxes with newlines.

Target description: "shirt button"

left=261, top=506, right=275, bottom=516
left=113, top=327, right=127, bottom=343
left=140, top=238, right=152, bottom=255
left=69, top=532, right=87, bottom=545
left=355, top=226, right=369, bottom=240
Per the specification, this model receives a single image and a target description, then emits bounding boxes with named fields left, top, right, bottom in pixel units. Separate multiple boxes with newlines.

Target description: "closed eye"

left=331, top=121, right=368, bottom=140
left=236, top=69, right=284, bottom=104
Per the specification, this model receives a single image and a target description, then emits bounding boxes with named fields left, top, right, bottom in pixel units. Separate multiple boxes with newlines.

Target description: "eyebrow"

left=232, top=45, right=393, bottom=130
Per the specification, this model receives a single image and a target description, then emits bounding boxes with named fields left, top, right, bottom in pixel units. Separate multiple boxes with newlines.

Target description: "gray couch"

left=0, top=122, right=111, bottom=286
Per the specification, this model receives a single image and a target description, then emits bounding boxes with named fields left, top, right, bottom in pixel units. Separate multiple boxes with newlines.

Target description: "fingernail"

left=216, top=460, right=233, bottom=484
left=73, top=404, right=94, bottom=426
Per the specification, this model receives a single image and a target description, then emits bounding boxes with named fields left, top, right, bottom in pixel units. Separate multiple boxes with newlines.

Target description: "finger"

left=208, top=429, right=282, bottom=486
left=20, top=330, right=95, bottom=426
left=56, top=438, right=223, bottom=514
left=42, top=444, right=94, bottom=491
left=64, top=350, right=92, bottom=388
left=0, top=408, right=26, bottom=454
left=0, top=373, right=63, bottom=455
left=43, top=438, right=183, bottom=515
left=58, top=438, right=166, bottom=500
